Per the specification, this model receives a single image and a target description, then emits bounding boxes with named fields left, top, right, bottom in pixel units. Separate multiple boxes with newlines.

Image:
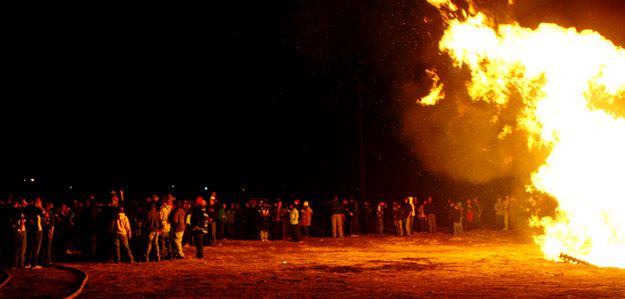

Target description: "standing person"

left=170, top=200, right=187, bottom=259
left=159, top=196, right=173, bottom=260
left=80, top=196, right=98, bottom=260
left=206, top=196, right=219, bottom=246
left=11, top=199, right=27, bottom=268
left=226, top=203, right=237, bottom=239
left=271, top=199, right=283, bottom=240
left=26, top=197, right=44, bottom=269
left=41, top=202, right=55, bottom=266
left=465, top=199, right=474, bottom=231
left=446, top=199, right=455, bottom=234
left=392, top=201, right=404, bottom=237
left=300, top=201, right=313, bottom=237
left=403, top=197, right=414, bottom=237
left=259, top=202, right=271, bottom=242
left=142, top=203, right=162, bottom=262
left=217, top=203, right=227, bottom=240
left=280, top=202, right=290, bottom=240
left=289, top=203, right=301, bottom=242
left=348, top=198, right=359, bottom=237
left=112, top=207, right=134, bottom=263
left=473, top=198, right=483, bottom=229
left=503, top=196, right=510, bottom=231
left=417, top=200, right=427, bottom=233
left=452, top=201, right=463, bottom=235
left=130, top=205, right=144, bottom=259
left=330, top=195, right=344, bottom=238
left=342, top=198, right=350, bottom=234
left=361, top=200, right=372, bottom=235
left=376, top=201, right=385, bottom=236
left=494, top=198, right=504, bottom=230
left=58, top=203, right=75, bottom=259
left=191, top=197, right=209, bottom=259
left=425, top=196, right=437, bottom=233
left=183, top=200, right=193, bottom=246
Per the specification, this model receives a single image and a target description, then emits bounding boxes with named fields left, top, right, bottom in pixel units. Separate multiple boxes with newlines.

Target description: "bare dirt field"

left=0, top=265, right=83, bottom=298
left=4, top=230, right=625, bottom=298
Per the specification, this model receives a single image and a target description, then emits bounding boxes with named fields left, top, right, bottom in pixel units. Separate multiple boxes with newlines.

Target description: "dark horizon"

left=3, top=0, right=624, bottom=203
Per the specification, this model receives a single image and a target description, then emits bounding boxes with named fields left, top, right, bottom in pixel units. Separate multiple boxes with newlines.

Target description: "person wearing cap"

left=300, top=201, right=313, bottom=237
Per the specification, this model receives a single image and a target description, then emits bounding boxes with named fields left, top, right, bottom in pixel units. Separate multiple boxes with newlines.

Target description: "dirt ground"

left=6, top=230, right=625, bottom=298
left=0, top=266, right=82, bottom=298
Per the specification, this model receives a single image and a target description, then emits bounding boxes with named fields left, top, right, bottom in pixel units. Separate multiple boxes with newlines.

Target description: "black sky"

left=3, top=0, right=624, bottom=201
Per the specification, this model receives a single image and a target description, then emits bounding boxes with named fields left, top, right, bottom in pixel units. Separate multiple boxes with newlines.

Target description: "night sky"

left=3, top=0, right=625, bottom=202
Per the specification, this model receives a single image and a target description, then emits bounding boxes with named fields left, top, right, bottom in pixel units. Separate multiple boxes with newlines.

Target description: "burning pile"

left=422, top=0, right=625, bottom=268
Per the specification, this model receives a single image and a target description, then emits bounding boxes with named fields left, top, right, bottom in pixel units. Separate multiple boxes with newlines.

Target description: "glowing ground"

left=7, top=230, right=625, bottom=298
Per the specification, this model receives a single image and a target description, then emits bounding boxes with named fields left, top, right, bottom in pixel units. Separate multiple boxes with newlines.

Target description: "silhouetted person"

left=170, top=200, right=186, bottom=259
left=25, top=197, right=44, bottom=269
left=330, top=196, right=344, bottom=238
left=143, top=203, right=162, bottom=262
left=41, top=202, right=55, bottom=266
left=191, top=197, right=209, bottom=258
left=348, top=198, right=359, bottom=236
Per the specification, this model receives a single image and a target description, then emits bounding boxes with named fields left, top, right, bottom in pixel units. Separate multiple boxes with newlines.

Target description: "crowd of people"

left=0, top=191, right=516, bottom=269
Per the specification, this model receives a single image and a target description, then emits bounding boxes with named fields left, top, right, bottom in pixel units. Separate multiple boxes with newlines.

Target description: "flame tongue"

left=423, top=0, right=625, bottom=268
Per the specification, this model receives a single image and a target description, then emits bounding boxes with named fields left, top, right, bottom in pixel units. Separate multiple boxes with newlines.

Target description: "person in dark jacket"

left=142, top=203, right=162, bottom=262
left=330, top=196, right=344, bottom=238
left=361, top=200, right=372, bottom=235
left=25, top=197, right=44, bottom=269
left=348, top=198, right=359, bottom=237
left=190, top=197, right=209, bottom=258
left=206, top=196, right=219, bottom=246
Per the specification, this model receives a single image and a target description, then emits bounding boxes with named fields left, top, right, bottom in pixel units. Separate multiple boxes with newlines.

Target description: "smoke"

left=289, top=0, right=620, bottom=185
left=399, top=64, right=549, bottom=184
left=397, top=0, right=552, bottom=184
left=398, top=0, right=625, bottom=185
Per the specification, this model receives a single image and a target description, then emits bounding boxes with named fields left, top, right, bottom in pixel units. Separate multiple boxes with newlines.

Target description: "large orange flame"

left=423, top=0, right=625, bottom=268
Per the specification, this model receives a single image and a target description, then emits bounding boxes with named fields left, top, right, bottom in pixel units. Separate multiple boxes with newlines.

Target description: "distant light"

left=171, top=185, right=175, bottom=189
left=69, top=186, right=73, bottom=190
left=30, top=178, right=35, bottom=182
left=204, top=186, right=208, bottom=191
left=242, top=188, right=245, bottom=192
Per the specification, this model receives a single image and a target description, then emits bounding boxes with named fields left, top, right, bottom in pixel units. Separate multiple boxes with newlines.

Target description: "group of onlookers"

left=0, top=191, right=517, bottom=268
